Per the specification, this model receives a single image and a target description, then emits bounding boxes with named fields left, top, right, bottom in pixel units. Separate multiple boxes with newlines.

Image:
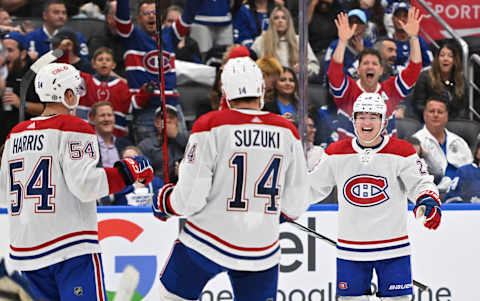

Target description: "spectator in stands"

left=413, top=97, right=473, bottom=192
left=0, top=41, right=10, bottom=144
left=1, top=0, right=46, bottom=18
left=77, top=47, right=154, bottom=137
left=256, top=55, right=283, bottom=104
left=373, top=37, right=397, bottom=81
left=251, top=6, right=319, bottom=78
left=445, top=142, right=480, bottom=203
left=189, top=0, right=233, bottom=61
left=324, top=9, right=372, bottom=78
left=349, top=0, right=387, bottom=42
left=89, top=0, right=127, bottom=78
left=307, top=0, right=343, bottom=64
left=0, top=7, right=32, bottom=34
left=409, top=41, right=468, bottom=121
left=1, top=32, right=42, bottom=144
left=138, top=105, right=189, bottom=183
left=389, top=2, right=432, bottom=69
left=115, top=0, right=202, bottom=143
left=163, top=5, right=201, bottom=64
left=90, top=101, right=132, bottom=168
left=264, top=66, right=298, bottom=123
left=98, top=145, right=165, bottom=206
left=232, top=0, right=274, bottom=48
left=25, top=0, right=89, bottom=61
left=327, top=8, right=423, bottom=141
left=51, top=28, right=95, bottom=74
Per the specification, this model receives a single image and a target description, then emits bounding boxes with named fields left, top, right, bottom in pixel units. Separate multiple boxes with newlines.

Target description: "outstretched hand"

left=334, top=12, right=356, bottom=43
left=399, top=7, right=423, bottom=38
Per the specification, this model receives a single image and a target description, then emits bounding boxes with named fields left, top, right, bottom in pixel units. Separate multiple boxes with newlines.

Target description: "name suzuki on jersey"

left=12, top=134, right=45, bottom=154
left=233, top=129, right=280, bottom=149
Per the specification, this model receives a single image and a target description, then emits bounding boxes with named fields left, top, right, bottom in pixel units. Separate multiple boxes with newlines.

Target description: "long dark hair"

left=274, top=66, right=299, bottom=106
left=429, top=41, right=464, bottom=101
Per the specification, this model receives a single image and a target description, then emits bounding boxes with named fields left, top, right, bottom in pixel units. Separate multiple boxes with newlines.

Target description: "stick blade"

left=30, top=49, right=64, bottom=73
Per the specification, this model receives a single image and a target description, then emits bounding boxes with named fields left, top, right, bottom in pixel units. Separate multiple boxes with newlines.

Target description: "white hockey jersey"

left=165, top=109, right=309, bottom=271
left=309, top=136, right=439, bottom=261
left=0, top=115, right=127, bottom=271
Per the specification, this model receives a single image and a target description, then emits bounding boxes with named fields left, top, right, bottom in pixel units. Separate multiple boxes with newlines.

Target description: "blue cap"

left=348, top=9, right=367, bottom=24
left=392, top=2, right=410, bottom=15
left=3, top=31, right=27, bottom=50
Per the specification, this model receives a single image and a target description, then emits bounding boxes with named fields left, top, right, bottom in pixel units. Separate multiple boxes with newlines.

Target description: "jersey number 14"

left=228, top=153, right=281, bottom=214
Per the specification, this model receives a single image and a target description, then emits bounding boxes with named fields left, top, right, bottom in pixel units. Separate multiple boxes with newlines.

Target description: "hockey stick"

left=19, top=48, right=64, bottom=121
left=113, top=265, right=140, bottom=301
left=155, top=0, right=170, bottom=183
left=287, top=220, right=429, bottom=291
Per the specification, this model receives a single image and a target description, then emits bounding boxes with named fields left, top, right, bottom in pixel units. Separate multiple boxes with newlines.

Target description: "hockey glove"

left=153, top=183, right=176, bottom=221
left=114, top=156, right=154, bottom=186
left=414, top=196, right=442, bottom=230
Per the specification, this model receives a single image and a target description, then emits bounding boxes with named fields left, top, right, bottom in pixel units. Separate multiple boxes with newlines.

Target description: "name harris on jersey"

left=233, top=128, right=281, bottom=149
left=12, top=134, right=45, bottom=154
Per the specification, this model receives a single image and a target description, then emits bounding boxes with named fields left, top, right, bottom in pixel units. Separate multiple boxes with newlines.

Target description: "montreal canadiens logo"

left=343, top=174, right=389, bottom=207
left=143, top=50, right=174, bottom=74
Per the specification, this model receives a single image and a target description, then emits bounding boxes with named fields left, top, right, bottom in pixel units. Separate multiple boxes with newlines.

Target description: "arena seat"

left=395, top=117, right=423, bottom=140
left=446, top=119, right=480, bottom=151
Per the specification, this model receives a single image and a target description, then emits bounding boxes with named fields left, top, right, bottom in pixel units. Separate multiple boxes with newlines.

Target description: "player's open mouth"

left=362, top=127, right=373, bottom=132
left=366, top=72, right=375, bottom=79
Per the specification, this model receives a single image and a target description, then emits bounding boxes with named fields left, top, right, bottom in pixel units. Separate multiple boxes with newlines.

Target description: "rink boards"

left=1, top=204, right=479, bottom=300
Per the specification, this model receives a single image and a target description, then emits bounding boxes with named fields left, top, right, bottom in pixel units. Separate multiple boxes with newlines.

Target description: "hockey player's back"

left=4, top=114, right=105, bottom=271
left=153, top=57, right=309, bottom=300
left=175, top=108, right=308, bottom=271
left=0, top=63, right=154, bottom=300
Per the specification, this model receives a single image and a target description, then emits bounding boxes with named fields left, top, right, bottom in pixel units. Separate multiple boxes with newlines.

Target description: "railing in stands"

left=415, top=0, right=473, bottom=118
left=468, top=54, right=480, bottom=119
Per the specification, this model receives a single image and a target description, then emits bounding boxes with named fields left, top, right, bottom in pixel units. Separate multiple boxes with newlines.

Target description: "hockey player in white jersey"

left=309, top=93, right=442, bottom=300
left=152, top=56, right=309, bottom=300
left=0, top=63, right=154, bottom=301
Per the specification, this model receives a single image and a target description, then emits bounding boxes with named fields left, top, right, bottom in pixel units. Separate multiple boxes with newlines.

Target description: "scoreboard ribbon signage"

left=412, top=0, right=480, bottom=40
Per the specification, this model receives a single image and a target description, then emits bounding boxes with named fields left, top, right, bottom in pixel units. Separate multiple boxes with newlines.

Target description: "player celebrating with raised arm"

left=328, top=7, right=423, bottom=140
left=0, top=63, right=154, bottom=301
left=153, top=57, right=309, bottom=300
left=309, top=93, right=441, bottom=300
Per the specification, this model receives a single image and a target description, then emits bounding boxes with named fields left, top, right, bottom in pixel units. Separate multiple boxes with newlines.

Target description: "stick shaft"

left=287, top=220, right=429, bottom=291
left=155, top=0, right=170, bottom=183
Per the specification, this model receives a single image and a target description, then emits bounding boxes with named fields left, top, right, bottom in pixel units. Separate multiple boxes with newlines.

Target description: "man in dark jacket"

left=138, top=104, right=188, bottom=183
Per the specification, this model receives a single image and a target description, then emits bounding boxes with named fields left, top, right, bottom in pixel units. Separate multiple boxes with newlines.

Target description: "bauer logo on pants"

left=342, top=174, right=389, bottom=207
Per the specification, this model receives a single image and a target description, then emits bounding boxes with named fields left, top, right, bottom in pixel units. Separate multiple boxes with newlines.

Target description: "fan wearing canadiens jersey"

left=152, top=57, right=309, bottom=300
left=309, top=93, right=442, bottom=300
left=0, top=63, right=154, bottom=301
left=327, top=8, right=423, bottom=140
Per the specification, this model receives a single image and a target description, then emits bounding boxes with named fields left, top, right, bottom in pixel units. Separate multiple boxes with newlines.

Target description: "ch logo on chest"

left=343, top=174, right=389, bottom=207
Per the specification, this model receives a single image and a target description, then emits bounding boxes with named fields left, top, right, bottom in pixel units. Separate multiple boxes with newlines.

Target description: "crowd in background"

left=0, top=0, right=479, bottom=205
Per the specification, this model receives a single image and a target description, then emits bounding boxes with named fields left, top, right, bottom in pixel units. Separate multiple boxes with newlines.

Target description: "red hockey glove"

left=153, top=183, right=176, bottom=221
left=414, top=196, right=442, bottom=230
left=114, top=156, right=154, bottom=186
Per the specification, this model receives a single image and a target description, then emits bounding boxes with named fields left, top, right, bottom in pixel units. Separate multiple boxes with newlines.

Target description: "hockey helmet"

left=34, top=63, right=85, bottom=110
left=352, top=92, right=387, bottom=143
left=352, top=92, right=386, bottom=120
left=221, top=57, right=265, bottom=109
